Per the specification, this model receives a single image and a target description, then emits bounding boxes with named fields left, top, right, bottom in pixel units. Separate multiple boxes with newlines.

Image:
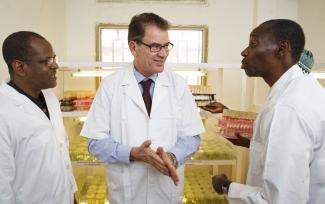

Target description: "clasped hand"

left=130, top=140, right=179, bottom=186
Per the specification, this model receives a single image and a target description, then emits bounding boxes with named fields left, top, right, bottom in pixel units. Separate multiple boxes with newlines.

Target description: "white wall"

left=64, top=0, right=255, bottom=109
left=65, top=0, right=321, bottom=110
left=65, top=0, right=251, bottom=63
left=0, top=0, right=66, bottom=95
left=298, top=0, right=325, bottom=64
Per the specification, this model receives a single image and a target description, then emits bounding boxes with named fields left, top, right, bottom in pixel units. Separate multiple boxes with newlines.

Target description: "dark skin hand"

left=227, top=133, right=251, bottom=148
left=202, top=101, right=228, bottom=113
left=212, top=174, right=231, bottom=194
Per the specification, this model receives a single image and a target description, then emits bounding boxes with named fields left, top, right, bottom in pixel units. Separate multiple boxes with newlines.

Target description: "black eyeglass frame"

left=136, top=41, right=174, bottom=53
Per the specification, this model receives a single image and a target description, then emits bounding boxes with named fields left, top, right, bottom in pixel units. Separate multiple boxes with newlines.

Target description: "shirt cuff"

left=116, top=144, right=132, bottom=164
left=168, top=147, right=185, bottom=166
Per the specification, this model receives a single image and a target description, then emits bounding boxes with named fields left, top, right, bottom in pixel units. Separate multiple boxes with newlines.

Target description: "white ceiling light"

left=72, top=70, right=115, bottom=77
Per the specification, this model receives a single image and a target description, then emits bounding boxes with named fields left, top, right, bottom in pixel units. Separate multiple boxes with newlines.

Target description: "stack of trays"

left=69, top=136, right=100, bottom=162
left=76, top=174, right=108, bottom=203
left=184, top=166, right=226, bottom=204
left=217, top=109, right=257, bottom=139
left=191, top=133, right=235, bottom=160
left=60, top=90, right=95, bottom=112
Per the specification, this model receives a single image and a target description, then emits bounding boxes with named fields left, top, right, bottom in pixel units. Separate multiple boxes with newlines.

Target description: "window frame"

left=95, top=23, right=209, bottom=85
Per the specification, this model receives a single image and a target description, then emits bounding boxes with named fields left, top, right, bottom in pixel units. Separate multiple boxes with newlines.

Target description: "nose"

left=51, top=61, right=59, bottom=70
left=241, top=47, right=248, bottom=57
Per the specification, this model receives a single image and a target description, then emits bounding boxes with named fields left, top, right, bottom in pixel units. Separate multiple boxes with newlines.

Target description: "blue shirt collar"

left=133, top=65, right=158, bottom=83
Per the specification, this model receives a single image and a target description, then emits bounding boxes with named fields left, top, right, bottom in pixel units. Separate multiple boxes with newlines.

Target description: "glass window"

left=97, top=24, right=208, bottom=85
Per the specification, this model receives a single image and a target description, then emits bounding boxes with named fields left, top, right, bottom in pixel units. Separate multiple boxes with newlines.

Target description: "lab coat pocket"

left=105, top=164, right=124, bottom=192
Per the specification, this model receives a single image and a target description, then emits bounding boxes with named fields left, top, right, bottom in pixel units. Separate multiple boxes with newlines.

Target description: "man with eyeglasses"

left=0, top=31, right=77, bottom=204
left=81, top=12, right=204, bottom=204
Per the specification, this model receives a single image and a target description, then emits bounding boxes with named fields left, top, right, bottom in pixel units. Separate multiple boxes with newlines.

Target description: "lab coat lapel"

left=122, top=68, right=148, bottom=115
left=45, top=91, right=55, bottom=122
left=151, top=72, right=170, bottom=117
left=1, top=82, right=50, bottom=123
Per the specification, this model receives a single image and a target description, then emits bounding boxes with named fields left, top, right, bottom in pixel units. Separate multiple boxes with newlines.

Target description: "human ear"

left=12, top=60, right=27, bottom=77
left=277, top=40, right=290, bottom=57
left=128, top=41, right=138, bottom=57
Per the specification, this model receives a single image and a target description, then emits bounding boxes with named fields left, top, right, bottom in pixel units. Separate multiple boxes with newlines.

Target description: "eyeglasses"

left=21, top=55, right=57, bottom=66
left=137, top=41, right=174, bottom=53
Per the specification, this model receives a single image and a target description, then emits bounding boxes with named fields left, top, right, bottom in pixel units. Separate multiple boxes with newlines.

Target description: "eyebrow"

left=45, top=54, right=56, bottom=58
left=250, top=33, right=258, bottom=38
left=149, top=42, right=170, bottom=45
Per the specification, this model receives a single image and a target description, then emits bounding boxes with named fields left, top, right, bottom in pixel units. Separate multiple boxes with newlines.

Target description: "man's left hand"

left=156, top=147, right=179, bottom=186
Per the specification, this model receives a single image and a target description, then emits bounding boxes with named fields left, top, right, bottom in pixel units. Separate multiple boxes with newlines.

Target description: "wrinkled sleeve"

left=228, top=106, right=312, bottom=204
left=168, top=135, right=200, bottom=166
left=88, top=137, right=132, bottom=164
left=0, top=118, right=15, bottom=204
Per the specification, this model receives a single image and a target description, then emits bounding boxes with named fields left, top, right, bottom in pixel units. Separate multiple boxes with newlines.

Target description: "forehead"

left=250, top=25, right=273, bottom=40
left=29, top=38, right=54, bottom=56
left=143, top=25, right=169, bottom=43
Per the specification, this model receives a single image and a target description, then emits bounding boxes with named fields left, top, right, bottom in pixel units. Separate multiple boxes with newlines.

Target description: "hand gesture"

left=156, top=147, right=179, bottom=186
left=130, top=140, right=169, bottom=176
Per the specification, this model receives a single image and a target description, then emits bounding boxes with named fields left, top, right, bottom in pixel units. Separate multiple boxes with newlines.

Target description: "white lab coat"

left=81, top=65, right=204, bottom=204
left=0, top=82, right=77, bottom=204
left=228, top=65, right=325, bottom=204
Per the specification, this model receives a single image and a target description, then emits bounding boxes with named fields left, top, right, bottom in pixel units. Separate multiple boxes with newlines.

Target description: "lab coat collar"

left=121, top=67, right=147, bottom=115
left=151, top=72, right=170, bottom=116
left=265, top=65, right=303, bottom=106
left=121, top=65, right=170, bottom=117
left=121, top=64, right=170, bottom=86
left=133, top=66, right=158, bottom=83
left=0, top=81, right=51, bottom=122
left=1, top=81, right=25, bottom=106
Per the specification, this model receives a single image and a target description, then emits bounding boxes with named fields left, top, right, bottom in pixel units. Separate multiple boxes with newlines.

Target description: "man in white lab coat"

left=212, top=19, right=325, bottom=204
left=0, top=31, right=77, bottom=204
left=81, top=13, right=204, bottom=204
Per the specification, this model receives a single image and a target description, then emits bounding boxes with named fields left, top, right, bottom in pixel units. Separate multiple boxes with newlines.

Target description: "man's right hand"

left=227, top=133, right=251, bottom=148
left=130, top=140, right=169, bottom=176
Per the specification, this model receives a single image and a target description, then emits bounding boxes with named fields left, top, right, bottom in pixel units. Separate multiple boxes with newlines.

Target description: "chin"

left=47, top=82, right=57, bottom=89
left=153, top=66, right=164, bottom=73
left=244, top=69, right=256, bottom=77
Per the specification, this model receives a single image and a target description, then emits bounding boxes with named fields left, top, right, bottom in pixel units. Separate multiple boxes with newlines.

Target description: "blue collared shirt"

left=88, top=67, right=200, bottom=165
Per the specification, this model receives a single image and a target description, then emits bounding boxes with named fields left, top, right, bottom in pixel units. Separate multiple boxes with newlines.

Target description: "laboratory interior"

left=0, top=0, right=324, bottom=203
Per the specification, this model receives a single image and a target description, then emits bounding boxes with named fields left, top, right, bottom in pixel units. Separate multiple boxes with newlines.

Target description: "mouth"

left=241, top=59, right=247, bottom=69
left=154, top=59, right=165, bottom=66
left=50, top=73, right=57, bottom=80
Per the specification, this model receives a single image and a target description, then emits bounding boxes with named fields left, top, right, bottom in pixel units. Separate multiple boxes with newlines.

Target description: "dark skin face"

left=241, top=24, right=294, bottom=86
left=11, top=37, right=58, bottom=98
